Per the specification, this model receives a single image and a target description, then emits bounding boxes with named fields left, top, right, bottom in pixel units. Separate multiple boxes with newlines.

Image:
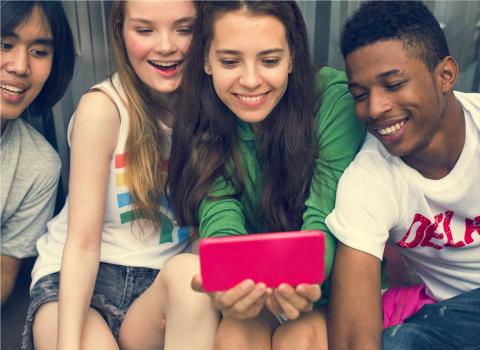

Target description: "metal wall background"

left=43, top=1, right=480, bottom=197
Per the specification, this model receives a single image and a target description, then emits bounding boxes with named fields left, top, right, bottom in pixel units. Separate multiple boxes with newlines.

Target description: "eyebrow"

left=215, top=48, right=285, bottom=56
left=2, top=32, right=53, bottom=47
left=378, top=69, right=402, bottom=79
left=348, top=69, right=403, bottom=89
left=34, top=38, right=54, bottom=47
left=127, top=16, right=196, bottom=26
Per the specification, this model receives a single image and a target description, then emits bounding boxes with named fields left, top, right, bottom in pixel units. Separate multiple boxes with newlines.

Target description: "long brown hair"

left=168, top=1, right=316, bottom=232
left=109, top=1, right=174, bottom=229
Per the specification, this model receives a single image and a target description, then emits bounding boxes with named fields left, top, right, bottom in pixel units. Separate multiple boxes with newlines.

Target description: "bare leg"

left=214, top=310, right=276, bottom=350
left=119, top=253, right=219, bottom=350
left=1, top=255, right=21, bottom=304
left=272, top=306, right=328, bottom=350
left=33, top=302, right=119, bottom=350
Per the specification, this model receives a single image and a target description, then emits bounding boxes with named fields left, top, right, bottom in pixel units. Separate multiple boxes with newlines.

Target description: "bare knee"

left=272, top=311, right=327, bottom=350
left=160, top=253, right=206, bottom=308
left=33, top=302, right=59, bottom=350
left=162, top=253, right=200, bottom=281
left=215, top=317, right=271, bottom=350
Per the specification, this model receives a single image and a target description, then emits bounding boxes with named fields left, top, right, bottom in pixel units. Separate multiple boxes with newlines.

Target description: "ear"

left=204, top=59, right=212, bottom=75
left=436, top=56, right=458, bottom=93
left=288, top=57, right=293, bottom=74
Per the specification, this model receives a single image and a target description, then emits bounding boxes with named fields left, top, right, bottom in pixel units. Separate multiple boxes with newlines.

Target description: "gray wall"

left=43, top=0, right=480, bottom=197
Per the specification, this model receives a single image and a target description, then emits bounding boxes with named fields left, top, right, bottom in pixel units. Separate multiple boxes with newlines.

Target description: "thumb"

left=191, top=274, right=205, bottom=292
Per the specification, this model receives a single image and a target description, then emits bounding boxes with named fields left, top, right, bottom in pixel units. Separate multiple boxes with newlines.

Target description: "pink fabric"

left=382, top=284, right=436, bottom=329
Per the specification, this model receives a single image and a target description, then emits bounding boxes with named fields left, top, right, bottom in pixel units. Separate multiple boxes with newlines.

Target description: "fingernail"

left=242, top=279, right=254, bottom=289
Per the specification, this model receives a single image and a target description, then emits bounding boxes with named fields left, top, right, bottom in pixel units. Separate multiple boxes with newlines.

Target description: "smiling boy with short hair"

left=1, top=1, right=75, bottom=304
left=326, top=2, right=480, bottom=349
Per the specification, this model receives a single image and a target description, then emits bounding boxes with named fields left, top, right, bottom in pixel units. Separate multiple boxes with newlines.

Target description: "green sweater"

left=199, top=67, right=365, bottom=298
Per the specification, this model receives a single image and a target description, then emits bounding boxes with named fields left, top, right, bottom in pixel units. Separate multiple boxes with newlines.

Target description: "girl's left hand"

left=265, top=283, right=321, bottom=320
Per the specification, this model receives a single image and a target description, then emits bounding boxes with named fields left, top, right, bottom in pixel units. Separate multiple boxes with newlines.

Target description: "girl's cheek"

left=124, top=32, right=150, bottom=58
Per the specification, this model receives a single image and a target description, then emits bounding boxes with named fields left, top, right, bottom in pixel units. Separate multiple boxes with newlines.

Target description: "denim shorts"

left=22, top=262, right=159, bottom=350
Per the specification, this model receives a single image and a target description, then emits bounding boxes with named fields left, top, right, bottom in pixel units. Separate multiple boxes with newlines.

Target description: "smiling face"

left=123, top=0, right=196, bottom=94
left=0, top=6, right=53, bottom=127
left=205, top=10, right=291, bottom=125
left=346, top=40, right=452, bottom=158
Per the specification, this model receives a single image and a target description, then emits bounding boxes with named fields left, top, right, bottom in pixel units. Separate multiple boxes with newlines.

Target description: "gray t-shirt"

left=1, top=118, right=61, bottom=258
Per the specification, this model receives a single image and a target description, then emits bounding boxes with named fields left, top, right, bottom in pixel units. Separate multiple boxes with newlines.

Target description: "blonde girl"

left=23, top=2, right=218, bottom=349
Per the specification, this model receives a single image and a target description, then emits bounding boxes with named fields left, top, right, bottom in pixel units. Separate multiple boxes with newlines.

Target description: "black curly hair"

left=341, top=1, right=450, bottom=71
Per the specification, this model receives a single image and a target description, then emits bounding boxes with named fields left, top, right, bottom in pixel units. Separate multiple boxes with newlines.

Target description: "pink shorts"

left=382, top=284, right=436, bottom=329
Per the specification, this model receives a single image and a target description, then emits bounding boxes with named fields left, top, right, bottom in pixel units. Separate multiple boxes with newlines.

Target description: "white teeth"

left=150, top=61, right=177, bottom=67
left=378, top=120, right=406, bottom=135
left=1, top=84, right=24, bottom=94
left=238, top=95, right=263, bottom=103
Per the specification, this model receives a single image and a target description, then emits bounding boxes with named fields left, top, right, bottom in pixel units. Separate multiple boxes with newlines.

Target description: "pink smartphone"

left=199, top=230, right=325, bottom=291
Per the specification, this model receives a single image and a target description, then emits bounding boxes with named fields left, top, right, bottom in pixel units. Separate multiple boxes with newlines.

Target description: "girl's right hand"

left=191, top=274, right=267, bottom=319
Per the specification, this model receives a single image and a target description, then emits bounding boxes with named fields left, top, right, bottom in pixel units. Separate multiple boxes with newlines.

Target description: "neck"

left=145, top=89, right=177, bottom=128
left=402, top=93, right=465, bottom=179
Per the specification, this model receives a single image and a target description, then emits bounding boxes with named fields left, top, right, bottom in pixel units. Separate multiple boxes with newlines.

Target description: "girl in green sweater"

left=168, top=1, right=364, bottom=349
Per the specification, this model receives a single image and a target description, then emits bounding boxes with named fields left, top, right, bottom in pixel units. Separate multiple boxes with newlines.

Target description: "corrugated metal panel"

left=53, top=1, right=113, bottom=193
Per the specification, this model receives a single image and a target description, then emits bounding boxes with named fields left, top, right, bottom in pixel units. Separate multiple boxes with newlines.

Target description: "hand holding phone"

left=191, top=274, right=268, bottom=319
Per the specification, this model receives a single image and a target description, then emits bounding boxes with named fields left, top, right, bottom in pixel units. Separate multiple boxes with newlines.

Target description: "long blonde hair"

left=110, top=1, right=171, bottom=230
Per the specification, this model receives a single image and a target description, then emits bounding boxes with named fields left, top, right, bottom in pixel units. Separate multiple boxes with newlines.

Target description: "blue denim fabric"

left=382, top=287, right=480, bottom=350
left=22, top=262, right=159, bottom=350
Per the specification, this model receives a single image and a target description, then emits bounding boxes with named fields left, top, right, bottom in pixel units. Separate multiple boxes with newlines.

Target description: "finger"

left=214, top=279, right=255, bottom=309
left=191, top=274, right=204, bottom=293
left=296, top=284, right=321, bottom=302
left=228, top=283, right=266, bottom=315
left=248, top=296, right=267, bottom=319
left=229, top=293, right=266, bottom=320
left=277, top=284, right=311, bottom=312
left=265, top=294, right=282, bottom=315
left=274, top=293, right=301, bottom=320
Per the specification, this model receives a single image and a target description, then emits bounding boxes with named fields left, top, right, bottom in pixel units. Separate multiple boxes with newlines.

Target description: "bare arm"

left=328, top=242, right=383, bottom=350
left=1, top=255, right=22, bottom=304
left=57, top=91, right=119, bottom=350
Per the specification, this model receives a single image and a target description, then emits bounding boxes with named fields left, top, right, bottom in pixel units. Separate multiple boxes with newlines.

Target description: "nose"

left=368, top=88, right=393, bottom=119
left=153, top=31, right=177, bottom=55
left=4, top=46, right=30, bottom=76
left=238, top=63, right=262, bottom=90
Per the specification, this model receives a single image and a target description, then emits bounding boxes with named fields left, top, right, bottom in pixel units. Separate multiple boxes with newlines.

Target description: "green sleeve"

left=198, top=176, right=248, bottom=238
left=302, top=68, right=365, bottom=282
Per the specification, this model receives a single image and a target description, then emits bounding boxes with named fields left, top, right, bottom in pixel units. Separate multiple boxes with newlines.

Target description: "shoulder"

left=314, top=67, right=356, bottom=122
left=339, top=135, right=399, bottom=191
left=314, top=66, right=350, bottom=102
left=73, top=88, right=121, bottom=130
left=12, top=119, right=61, bottom=177
left=454, top=91, right=480, bottom=125
left=313, top=67, right=365, bottom=149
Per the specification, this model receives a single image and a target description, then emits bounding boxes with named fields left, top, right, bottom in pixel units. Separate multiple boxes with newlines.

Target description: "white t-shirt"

left=326, top=91, right=480, bottom=301
left=31, top=74, right=189, bottom=288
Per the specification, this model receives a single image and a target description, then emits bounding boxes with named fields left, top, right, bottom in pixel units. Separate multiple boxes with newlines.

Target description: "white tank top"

left=31, top=73, right=189, bottom=288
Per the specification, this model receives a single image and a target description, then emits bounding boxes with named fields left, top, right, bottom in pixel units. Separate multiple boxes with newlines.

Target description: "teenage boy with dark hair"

left=1, top=1, right=75, bottom=304
left=326, top=1, right=480, bottom=349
